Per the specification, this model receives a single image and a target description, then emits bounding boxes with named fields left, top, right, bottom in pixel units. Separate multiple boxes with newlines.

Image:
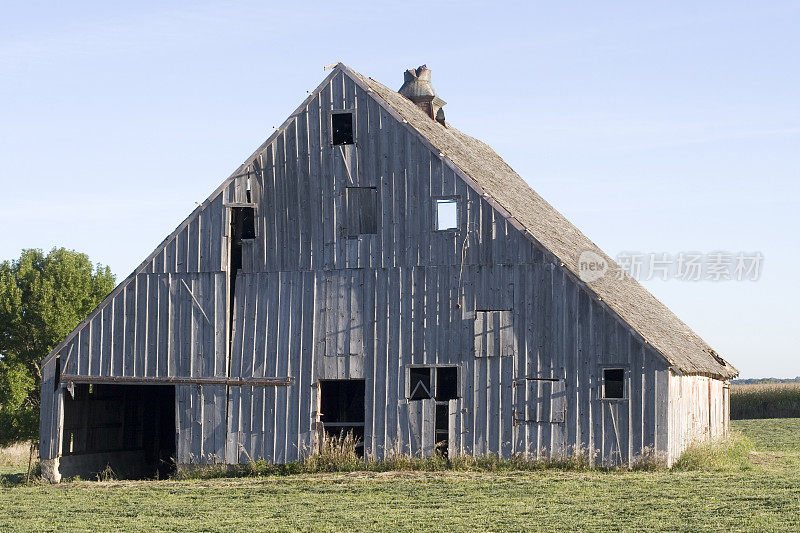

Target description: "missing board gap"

left=54, top=356, right=61, bottom=392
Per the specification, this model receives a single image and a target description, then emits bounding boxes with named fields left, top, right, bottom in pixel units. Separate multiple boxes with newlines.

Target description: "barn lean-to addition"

left=38, top=63, right=737, bottom=482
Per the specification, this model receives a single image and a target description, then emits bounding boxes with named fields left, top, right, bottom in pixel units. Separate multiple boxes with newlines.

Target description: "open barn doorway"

left=318, top=379, right=365, bottom=457
left=60, top=384, right=175, bottom=479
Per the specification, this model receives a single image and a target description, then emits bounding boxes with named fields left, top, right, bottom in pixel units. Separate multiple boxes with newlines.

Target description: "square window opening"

left=319, top=379, right=365, bottom=424
left=408, top=368, right=432, bottom=400
left=332, top=112, right=354, bottom=145
left=231, top=206, right=256, bottom=240
left=436, top=199, right=458, bottom=230
left=603, top=368, right=625, bottom=399
left=435, top=367, right=458, bottom=401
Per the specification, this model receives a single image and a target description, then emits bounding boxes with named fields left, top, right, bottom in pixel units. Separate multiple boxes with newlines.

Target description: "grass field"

left=1, top=419, right=799, bottom=532
left=731, top=382, right=800, bottom=419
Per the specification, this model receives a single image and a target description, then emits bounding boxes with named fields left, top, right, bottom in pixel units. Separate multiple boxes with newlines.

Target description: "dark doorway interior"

left=61, top=384, right=175, bottom=479
left=319, top=379, right=365, bottom=456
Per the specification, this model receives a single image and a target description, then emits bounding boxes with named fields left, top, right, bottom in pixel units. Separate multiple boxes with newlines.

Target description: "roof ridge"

left=349, top=66, right=736, bottom=379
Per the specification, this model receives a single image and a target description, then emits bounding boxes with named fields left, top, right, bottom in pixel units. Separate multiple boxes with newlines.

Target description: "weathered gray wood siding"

left=42, top=67, right=673, bottom=466
left=54, top=273, right=227, bottom=380
left=237, top=72, right=536, bottom=274
left=39, top=357, right=62, bottom=460
left=222, top=70, right=669, bottom=464
left=224, top=264, right=669, bottom=464
left=667, top=373, right=728, bottom=464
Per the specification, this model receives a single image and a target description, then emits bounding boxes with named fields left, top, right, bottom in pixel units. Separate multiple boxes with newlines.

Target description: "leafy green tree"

left=0, top=248, right=115, bottom=445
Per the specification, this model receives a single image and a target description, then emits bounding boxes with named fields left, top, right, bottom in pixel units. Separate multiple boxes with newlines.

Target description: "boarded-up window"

left=514, top=378, right=565, bottom=423
left=344, top=187, right=377, bottom=236
left=405, top=366, right=459, bottom=457
left=332, top=112, right=354, bottom=145
left=400, top=398, right=436, bottom=457
left=474, top=310, right=513, bottom=357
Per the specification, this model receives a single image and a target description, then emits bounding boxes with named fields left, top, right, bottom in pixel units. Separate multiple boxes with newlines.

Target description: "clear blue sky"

left=1, top=1, right=797, bottom=378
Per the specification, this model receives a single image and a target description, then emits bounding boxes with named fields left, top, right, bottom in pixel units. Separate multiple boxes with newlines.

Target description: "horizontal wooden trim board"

left=60, top=375, right=292, bottom=387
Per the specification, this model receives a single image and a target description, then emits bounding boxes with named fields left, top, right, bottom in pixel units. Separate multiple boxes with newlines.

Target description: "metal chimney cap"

left=399, top=65, right=446, bottom=108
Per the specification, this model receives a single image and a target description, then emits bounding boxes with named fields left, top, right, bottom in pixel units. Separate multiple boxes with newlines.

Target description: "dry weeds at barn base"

left=1, top=419, right=799, bottom=532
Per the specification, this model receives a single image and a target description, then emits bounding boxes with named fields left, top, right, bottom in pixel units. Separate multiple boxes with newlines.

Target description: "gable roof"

left=344, top=64, right=737, bottom=380
left=43, top=63, right=737, bottom=380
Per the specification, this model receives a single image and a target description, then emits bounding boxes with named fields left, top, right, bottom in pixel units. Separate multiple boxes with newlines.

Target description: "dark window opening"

left=408, top=366, right=460, bottom=401
left=319, top=379, right=365, bottom=457
left=435, top=367, right=458, bottom=401
left=332, top=112, right=354, bottom=145
left=603, top=368, right=625, bottom=399
left=60, top=384, right=175, bottom=479
left=408, top=368, right=432, bottom=400
left=231, top=206, right=256, bottom=241
left=344, top=187, right=377, bottom=237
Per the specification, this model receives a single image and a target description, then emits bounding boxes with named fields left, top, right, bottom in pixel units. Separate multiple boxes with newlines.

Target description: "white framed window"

left=435, top=198, right=459, bottom=230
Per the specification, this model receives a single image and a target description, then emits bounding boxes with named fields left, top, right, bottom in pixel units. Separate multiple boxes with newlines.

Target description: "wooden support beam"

left=60, top=374, right=291, bottom=387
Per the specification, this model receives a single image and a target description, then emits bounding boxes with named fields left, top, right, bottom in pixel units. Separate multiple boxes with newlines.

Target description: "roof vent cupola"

left=398, top=65, right=447, bottom=126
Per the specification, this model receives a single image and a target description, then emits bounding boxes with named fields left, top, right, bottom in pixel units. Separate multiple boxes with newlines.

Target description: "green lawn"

left=1, top=420, right=799, bottom=532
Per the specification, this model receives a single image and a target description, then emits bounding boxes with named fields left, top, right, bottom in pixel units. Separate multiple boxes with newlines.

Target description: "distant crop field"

left=731, top=382, right=800, bottom=419
left=1, top=419, right=799, bottom=532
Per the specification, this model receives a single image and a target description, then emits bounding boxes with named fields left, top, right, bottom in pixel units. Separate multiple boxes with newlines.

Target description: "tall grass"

left=672, top=433, right=752, bottom=471
left=731, top=382, right=800, bottom=419
left=175, top=432, right=665, bottom=481
left=0, top=442, right=38, bottom=487
left=0, top=443, right=32, bottom=467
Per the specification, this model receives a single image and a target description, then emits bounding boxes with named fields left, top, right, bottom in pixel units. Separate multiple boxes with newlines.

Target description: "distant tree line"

left=732, top=377, right=800, bottom=384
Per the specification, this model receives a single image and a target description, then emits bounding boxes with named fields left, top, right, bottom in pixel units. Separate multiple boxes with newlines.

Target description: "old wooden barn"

left=38, top=63, right=737, bottom=482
